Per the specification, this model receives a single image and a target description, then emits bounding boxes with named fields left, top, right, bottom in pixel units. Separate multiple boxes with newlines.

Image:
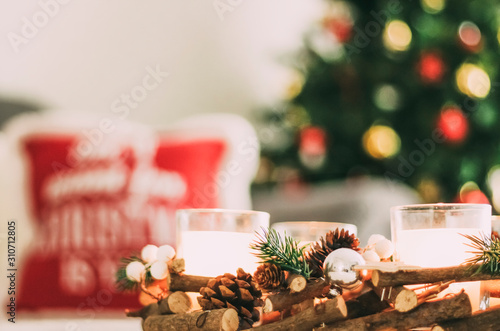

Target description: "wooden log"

left=261, top=311, right=281, bottom=325
left=372, top=285, right=417, bottom=313
left=263, top=278, right=330, bottom=313
left=169, top=273, right=212, bottom=292
left=253, top=296, right=347, bottom=331
left=372, top=264, right=500, bottom=287
left=314, top=318, right=368, bottom=331
left=290, top=298, right=315, bottom=315
left=169, top=258, right=186, bottom=274
left=414, top=280, right=453, bottom=305
left=345, top=290, right=390, bottom=319
left=143, top=308, right=239, bottom=331
left=431, top=304, right=500, bottom=331
left=318, top=291, right=471, bottom=331
left=286, top=273, right=307, bottom=293
left=126, top=291, right=192, bottom=319
left=260, top=309, right=294, bottom=325
left=371, top=281, right=451, bottom=313
left=160, top=291, right=192, bottom=314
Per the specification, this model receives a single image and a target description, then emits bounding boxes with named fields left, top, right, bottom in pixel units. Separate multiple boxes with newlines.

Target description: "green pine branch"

left=462, top=233, right=500, bottom=275
left=250, top=228, right=311, bottom=279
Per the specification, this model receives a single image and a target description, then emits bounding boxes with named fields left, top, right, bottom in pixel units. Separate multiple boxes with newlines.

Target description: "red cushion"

left=17, top=134, right=226, bottom=310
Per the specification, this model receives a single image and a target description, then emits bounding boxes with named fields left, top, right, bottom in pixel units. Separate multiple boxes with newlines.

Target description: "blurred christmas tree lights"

left=257, top=0, right=500, bottom=208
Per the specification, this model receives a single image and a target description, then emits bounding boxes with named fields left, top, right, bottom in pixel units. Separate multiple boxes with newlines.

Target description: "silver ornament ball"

left=323, top=248, right=365, bottom=290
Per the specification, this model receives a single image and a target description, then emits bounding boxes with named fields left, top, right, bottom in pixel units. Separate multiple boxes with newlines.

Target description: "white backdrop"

left=0, top=0, right=323, bottom=126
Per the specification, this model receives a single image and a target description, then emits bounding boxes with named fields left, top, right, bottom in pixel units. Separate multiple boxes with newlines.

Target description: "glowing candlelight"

left=181, top=231, right=260, bottom=277
left=176, top=209, right=269, bottom=277
left=396, top=228, right=482, bottom=268
left=391, top=204, right=491, bottom=311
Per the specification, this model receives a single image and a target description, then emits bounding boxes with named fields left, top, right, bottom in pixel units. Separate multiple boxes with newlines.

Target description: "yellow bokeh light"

left=421, top=0, right=446, bottom=14
left=497, top=27, right=500, bottom=45
left=417, top=178, right=441, bottom=203
left=456, top=63, right=491, bottom=99
left=374, top=84, right=400, bottom=111
left=286, top=106, right=311, bottom=128
left=284, top=70, right=305, bottom=100
left=420, top=0, right=446, bottom=14
left=383, top=20, right=412, bottom=52
left=362, top=125, right=401, bottom=159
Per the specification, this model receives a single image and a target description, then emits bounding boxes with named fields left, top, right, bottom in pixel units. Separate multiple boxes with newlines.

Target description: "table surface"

left=0, top=318, right=142, bottom=331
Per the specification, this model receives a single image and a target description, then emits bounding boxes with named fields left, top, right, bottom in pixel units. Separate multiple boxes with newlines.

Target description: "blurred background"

left=3, top=0, right=498, bottom=209
left=0, top=0, right=321, bottom=125
left=2, top=0, right=500, bottom=320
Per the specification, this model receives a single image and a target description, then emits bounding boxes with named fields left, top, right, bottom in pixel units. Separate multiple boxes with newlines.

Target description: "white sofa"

left=0, top=111, right=260, bottom=330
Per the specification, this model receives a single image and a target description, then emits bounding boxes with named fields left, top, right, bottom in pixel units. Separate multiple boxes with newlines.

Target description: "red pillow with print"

left=17, top=134, right=226, bottom=310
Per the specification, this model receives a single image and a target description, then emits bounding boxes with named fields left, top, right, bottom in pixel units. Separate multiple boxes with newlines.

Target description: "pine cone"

left=197, top=268, right=263, bottom=329
left=305, top=228, right=360, bottom=278
left=253, top=263, right=284, bottom=291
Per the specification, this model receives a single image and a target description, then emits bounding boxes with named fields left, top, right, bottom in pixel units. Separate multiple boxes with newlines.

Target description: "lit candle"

left=176, top=209, right=270, bottom=277
left=396, top=227, right=483, bottom=309
left=396, top=228, right=482, bottom=268
left=176, top=209, right=269, bottom=309
left=391, top=204, right=491, bottom=311
left=181, top=231, right=260, bottom=277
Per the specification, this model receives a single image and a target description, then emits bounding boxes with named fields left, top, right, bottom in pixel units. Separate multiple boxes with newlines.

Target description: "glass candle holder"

left=391, top=203, right=491, bottom=310
left=480, top=215, right=500, bottom=308
left=271, top=221, right=357, bottom=245
left=176, top=209, right=269, bottom=277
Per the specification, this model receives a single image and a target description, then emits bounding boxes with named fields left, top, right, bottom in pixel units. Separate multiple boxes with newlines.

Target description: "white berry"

left=374, top=238, right=395, bottom=259
left=157, top=245, right=176, bottom=261
left=141, top=244, right=159, bottom=263
left=362, top=249, right=380, bottom=263
left=368, top=234, right=386, bottom=247
left=126, top=261, right=146, bottom=282
left=150, top=261, right=169, bottom=280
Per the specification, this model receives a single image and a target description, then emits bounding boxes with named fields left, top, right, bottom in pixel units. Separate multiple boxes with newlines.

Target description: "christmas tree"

left=258, top=0, right=500, bottom=207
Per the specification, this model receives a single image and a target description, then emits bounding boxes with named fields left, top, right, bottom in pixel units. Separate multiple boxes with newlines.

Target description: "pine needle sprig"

left=250, top=228, right=311, bottom=279
left=462, top=233, right=500, bottom=275
left=115, top=255, right=154, bottom=291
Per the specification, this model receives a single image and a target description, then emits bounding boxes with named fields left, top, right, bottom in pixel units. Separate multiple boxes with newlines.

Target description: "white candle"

left=397, top=227, right=483, bottom=310
left=397, top=228, right=480, bottom=267
left=181, top=231, right=259, bottom=277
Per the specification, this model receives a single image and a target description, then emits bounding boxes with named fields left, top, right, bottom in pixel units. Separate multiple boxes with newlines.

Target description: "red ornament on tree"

left=324, top=2, right=354, bottom=44
left=325, top=17, right=353, bottom=43
left=417, top=52, right=445, bottom=84
left=437, top=107, right=469, bottom=143
left=457, top=182, right=490, bottom=204
left=299, top=126, right=327, bottom=155
left=299, top=126, right=327, bottom=170
left=458, top=21, right=483, bottom=53
left=460, top=189, right=489, bottom=204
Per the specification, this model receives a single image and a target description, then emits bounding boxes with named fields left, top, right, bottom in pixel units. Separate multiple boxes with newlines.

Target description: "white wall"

left=0, top=1, right=327, bottom=309
left=0, top=0, right=323, bottom=127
